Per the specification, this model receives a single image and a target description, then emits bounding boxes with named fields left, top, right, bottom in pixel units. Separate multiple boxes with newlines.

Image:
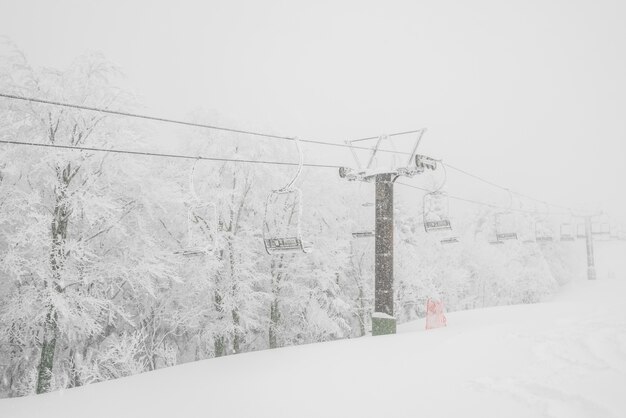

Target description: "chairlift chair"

left=493, top=189, right=520, bottom=242
left=601, top=222, right=611, bottom=236
left=610, top=224, right=624, bottom=240
left=489, top=236, right=504, bottom=245
left=535, top=220, right=554, bottom=242
left=262, top=137, right=313, bottom=255
left=423, top=191, right=459, bottom=244
left=175, top=160, right=218, bottom=257
left=598, top=222, right=611, bottom=241
left=352, top=231, right=374, bottom=238
left=591, top=222, right=601, bottom=235
left=519, top=216, right=536, bottom=244
left=495, top=212, right=518, bottom=241
left=263, top=189, right=312, bottom=254
left=484, top=215, right=502, bottom=245
left=421, top=171, right=458, bottom=245
left=592, top=220, right=610, bottom=241
left=352, top=188, right=375, bottom=239
left=440, top=236, right=459, bottom=244
left=176, top=203, right=217, bottom=257
left=423, top=192, right=452, bottom=232
left=559, top=223, right=576, bottom=241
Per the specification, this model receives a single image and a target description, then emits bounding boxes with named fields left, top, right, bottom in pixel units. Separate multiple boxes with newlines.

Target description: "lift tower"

left=339, top=130, right=437, bottom=335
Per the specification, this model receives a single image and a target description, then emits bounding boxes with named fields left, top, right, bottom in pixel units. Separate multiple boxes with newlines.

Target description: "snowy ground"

left=2, top=241, right=626, bottom=418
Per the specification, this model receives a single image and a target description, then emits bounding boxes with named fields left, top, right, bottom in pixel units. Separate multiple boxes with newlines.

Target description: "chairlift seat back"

left=560, top=223, right=575, bottom=241
left=495, top=212, right=518, bottom=241
left=423, top=192, right=453, bottom=233
left=263, top=188, right=312, bottom=255
left=425, top=219, right=452, bottom=232
left=352, top=231, right=375, bottom=238
left=440, top=236, right=459, bottom=244
left=178, top=203, right=217, bottom=257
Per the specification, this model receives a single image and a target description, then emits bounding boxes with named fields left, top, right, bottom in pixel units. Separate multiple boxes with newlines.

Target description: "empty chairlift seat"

left=560, top=223, right=576, bottom=241
left=495, top=212, right=518, bottom=241
left=352, top=230, right=375, bottom=238
left=592, top=220, right=611, bottom=241
left=519, top=215, right=536, bottom=243
left=262, top=137, right=313, bottom=255
left=175, top=160, right=218, bottom=257
left=263, top=189, right=312, bottom=254
left=423, top=192, right=458, bottom=244
left=601, top=222, right=611, bottom=236
left=176, top=203, right=217, bottom=257
left=423, top=192, right=452, bottom=232
left=535, top=220, right=555, bottom=242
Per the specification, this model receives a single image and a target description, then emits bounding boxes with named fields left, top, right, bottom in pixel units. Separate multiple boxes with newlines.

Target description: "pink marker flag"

left=425, top=298, right=447, bottom=330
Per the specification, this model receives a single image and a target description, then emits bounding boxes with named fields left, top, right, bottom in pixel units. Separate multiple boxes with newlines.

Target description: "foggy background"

left=1, top=0, right=624, bottom=219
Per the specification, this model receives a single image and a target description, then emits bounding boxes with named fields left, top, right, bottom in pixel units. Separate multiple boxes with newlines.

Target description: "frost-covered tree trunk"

left=37, top=146, right=78, bottom=392
left=36, top=310, right=58, bottom=394
left=213, top=287, right=225, bottom=357
left=0, top=47, right=181, bottom=395
left=268, top=257, right=284, bottom=349
left=350, top=253, right=368, bottom=337
left=226, top=171, right=252, bottom=354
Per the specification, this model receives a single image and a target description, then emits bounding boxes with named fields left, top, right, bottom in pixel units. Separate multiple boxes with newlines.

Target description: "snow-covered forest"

left=0, top=46, right=588, bottom=398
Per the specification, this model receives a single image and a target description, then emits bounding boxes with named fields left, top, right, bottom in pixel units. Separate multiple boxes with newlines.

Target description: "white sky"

left=1, top=0, right=625, bottom=221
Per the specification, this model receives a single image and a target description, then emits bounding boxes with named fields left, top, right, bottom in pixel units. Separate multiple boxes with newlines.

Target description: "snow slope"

left=2, top=242, right=626, bottom=418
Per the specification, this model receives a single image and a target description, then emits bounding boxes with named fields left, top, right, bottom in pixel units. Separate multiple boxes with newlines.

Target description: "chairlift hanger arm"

left=279, top=137, right=304, bottom=192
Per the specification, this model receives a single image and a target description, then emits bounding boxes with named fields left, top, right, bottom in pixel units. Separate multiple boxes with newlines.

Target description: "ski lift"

left=493, top=190, right=518, bottom=242
left=175, top=160, right=217, bottom=257
left=519, top=214, right=536, bottom=243
left=487, top=227, right=503, bottom=244
left=423, top=191, right=452, bottom=233
left=495, top=212, right=518, bottom=241
left=592, top=216, right=611, bottom=240
left=339, top=130, right=428, bottom=182
left=482, top=213, right=502, bottom=245
left=576, top=223, right=586, bottom=239
left=440, top=236, right=459, bottom=244
left=352, top=186, right=375, bottom=239
left=177, top=203, right=218, bottom=256
left=352, top=231, right=374, bottom=238
left=591, top=222, right=601, bottom=235
left=534, top=202, right=555, bottom=242
left=263, top=137, right=312, bottom=255
left=559, top=222, right=576, bottom=241
left=422, top=170, right=458, bottom=244
left=600, top=222, right=611, bottom=235
left=535, top=220, right=555, bottom=242
left=598, top=222, right=611, bottom=241
left=591, top=221, right=610, bottom=235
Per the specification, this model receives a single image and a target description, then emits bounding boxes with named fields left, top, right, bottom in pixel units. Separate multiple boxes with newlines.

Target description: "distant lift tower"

left=339, top=130, right=437, bottom=336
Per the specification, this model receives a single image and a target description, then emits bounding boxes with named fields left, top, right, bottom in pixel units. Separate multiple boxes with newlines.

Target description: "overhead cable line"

left=0, top=92, right=578, bottom=214
left=0, top=92, right=419, bottom=156
left=0, top=139, right=575, bottom=217
left=441, top=162, right=572, bottom=211
left=396, top=181, right=567, bottom=215
left=0, top=139, right=342, bottom=169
